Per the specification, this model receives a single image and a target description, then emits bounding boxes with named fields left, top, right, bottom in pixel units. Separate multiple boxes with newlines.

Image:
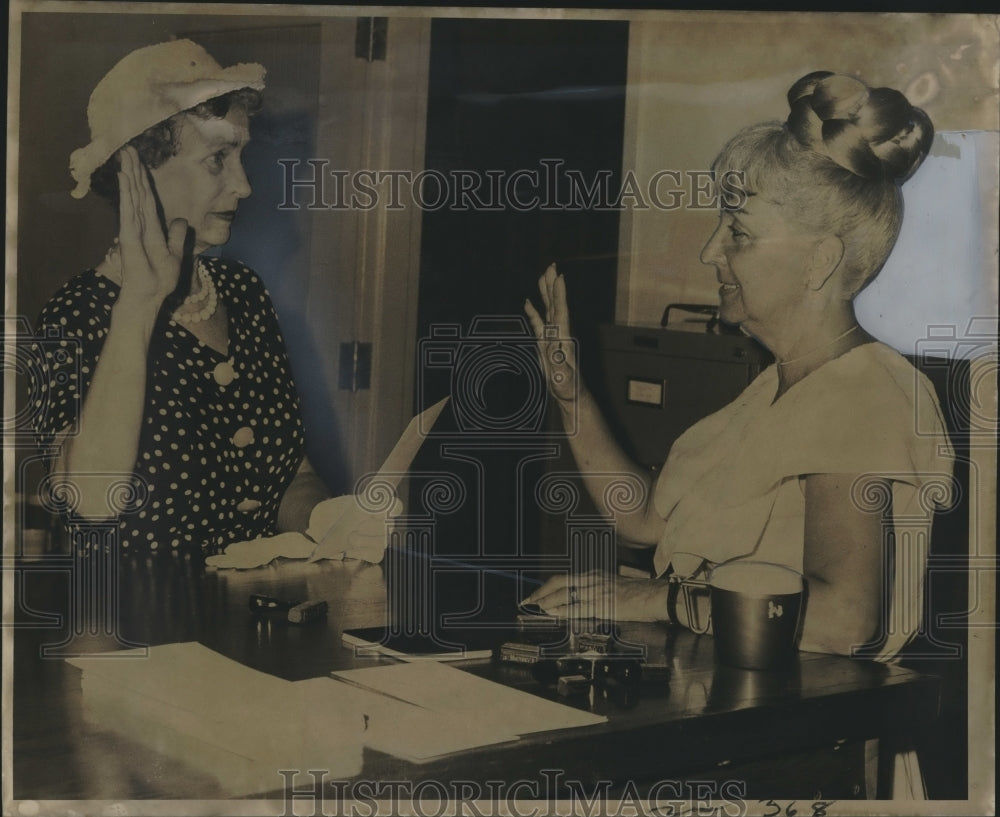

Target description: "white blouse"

left=652, top=342, right=955, bottom=660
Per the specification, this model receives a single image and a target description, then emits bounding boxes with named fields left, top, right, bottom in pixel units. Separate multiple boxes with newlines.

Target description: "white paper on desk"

left=79, top=675, right=270, bottom=795
left=67, top=642, right=290, bottom=706
left=67, top=643, right=365, bottom=791
left=376, top=395, right=450, bottom=488
left=332, top=661, right=607, bottom=736
left=306, top=396, right=450, bottom=561
left=296, top=677, right=517, bottom=762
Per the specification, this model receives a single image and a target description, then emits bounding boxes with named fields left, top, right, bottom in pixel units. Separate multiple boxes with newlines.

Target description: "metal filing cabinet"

left=596, top=323, right=772, bottom=470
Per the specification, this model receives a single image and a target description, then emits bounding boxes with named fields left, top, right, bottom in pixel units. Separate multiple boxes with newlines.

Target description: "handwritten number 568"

left=760, top=801, right=832, bottom=817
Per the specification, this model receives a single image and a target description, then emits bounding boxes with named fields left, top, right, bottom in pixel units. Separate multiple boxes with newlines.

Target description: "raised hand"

left=116, top=146, right=189, bottom=310
left=524, top=263, right=580, bottom=408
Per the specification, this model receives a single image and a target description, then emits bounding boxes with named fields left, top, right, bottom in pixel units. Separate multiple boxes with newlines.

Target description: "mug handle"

left=669, top=576, right=711, bottom=635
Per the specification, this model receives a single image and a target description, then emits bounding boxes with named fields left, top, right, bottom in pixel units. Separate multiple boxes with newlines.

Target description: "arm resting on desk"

left=660, top=474, right=889, bottom=650
left=528, top=474, right=890, bottom=645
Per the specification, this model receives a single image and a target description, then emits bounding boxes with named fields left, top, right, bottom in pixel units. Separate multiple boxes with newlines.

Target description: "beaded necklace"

left=102, top=243, right=219, bottom=324
left=172, top=259, right=218, bottom=323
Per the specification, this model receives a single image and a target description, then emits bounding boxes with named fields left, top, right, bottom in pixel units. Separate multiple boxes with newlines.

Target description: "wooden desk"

left=10, top=552, right=939, bottom=804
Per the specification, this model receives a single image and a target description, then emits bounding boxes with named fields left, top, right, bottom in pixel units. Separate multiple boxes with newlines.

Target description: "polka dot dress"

left=30, top=257, right=306, bottom=557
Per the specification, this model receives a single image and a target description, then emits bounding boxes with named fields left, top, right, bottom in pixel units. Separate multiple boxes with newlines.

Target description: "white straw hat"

left=69, top=39, right=265, bottom=199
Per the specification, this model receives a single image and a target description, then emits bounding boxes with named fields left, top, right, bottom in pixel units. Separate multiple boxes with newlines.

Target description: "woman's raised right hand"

left=524, top=263, right=580, bottom=409
left=115, top=146, right=189, bottom=311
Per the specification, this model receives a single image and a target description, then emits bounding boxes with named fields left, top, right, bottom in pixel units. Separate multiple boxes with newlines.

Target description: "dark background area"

left=416, top=17, right=629, bottom=412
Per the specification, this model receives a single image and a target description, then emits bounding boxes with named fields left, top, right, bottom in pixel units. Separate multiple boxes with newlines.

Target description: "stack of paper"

left=67, top=641, right=609, bottom=788
left=296, top=676, right=520, bottom=762
left=68, top=643, right=365, bottom=795
left=331, top=661, right=607, bottom=758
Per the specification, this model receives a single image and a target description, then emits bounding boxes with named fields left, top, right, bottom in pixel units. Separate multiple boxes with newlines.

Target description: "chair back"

left=898, top=354, right=972, bottom=800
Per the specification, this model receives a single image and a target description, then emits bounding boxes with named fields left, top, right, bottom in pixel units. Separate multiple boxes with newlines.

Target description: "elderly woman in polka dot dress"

left=31, top=40, right=330, bottom=557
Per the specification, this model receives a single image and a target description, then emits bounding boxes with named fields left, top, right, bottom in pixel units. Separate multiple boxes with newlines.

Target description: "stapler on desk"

left=515, top=602, right=560, bottom=627
left=248, top=594, right=328, bottom=625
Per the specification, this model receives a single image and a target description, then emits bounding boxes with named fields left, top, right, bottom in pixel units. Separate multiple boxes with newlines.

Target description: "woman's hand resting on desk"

left=524, top=263, right=580, bottom=410
left=524, top=570, right=668, bottom=622
left=204, top=532, right=316, bottom=569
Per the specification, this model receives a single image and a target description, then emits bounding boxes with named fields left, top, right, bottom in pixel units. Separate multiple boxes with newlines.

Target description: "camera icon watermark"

left=417, top=315, right=578, bottom=437
left=2, top=317, right=81, bottom=448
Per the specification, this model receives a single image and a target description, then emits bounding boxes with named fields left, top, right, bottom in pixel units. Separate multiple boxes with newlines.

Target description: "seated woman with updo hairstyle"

left=525, top=71, right=955, bottom=660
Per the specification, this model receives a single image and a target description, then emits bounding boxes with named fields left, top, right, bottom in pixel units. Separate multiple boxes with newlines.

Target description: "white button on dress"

left=213, top=360, right=237, bottom=386
left=232, top=426, right=255, bottom=448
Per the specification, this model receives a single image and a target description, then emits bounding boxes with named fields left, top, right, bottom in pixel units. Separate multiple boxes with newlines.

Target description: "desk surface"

left=10, top=553, right=939, bottom=802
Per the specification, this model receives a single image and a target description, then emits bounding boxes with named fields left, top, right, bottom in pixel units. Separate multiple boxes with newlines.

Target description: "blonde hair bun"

left=786, top=70, right=933, bottom=183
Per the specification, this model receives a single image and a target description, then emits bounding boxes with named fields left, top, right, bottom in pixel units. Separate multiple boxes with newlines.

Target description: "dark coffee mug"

left=675, top=561, right=804, bottom=670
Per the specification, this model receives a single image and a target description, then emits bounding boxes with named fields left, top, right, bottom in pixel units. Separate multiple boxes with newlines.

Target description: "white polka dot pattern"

left=29, top=257, right=306, bottom=556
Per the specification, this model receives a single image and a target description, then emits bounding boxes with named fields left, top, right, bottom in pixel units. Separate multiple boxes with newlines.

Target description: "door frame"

left=306, top=17, right=431, bottom=489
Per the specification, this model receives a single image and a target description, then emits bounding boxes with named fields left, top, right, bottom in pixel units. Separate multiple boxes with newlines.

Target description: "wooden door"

left=203, top=18, right=431, bottom=493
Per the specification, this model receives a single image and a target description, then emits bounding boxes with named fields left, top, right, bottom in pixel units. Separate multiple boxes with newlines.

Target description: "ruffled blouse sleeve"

left=652, top=343, right=955, bottom=576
